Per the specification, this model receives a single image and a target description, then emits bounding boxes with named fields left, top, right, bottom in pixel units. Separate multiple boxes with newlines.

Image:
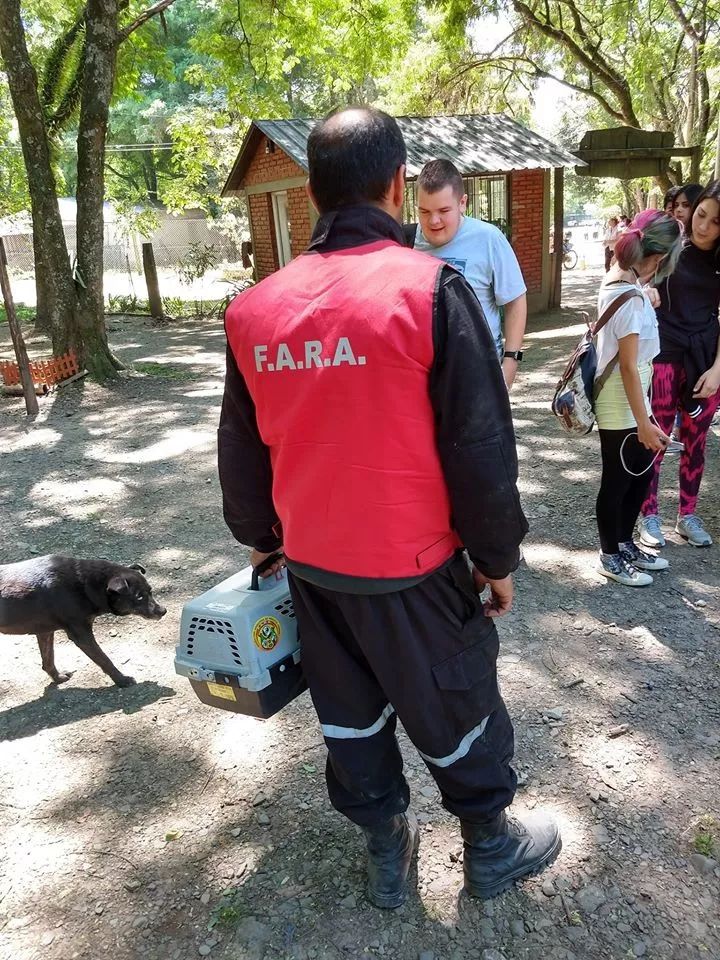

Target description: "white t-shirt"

left=595, top=280, right=659, bottom=378
left=603, top=226, right=620, bottom=250
left=414, top=216, right=527, bottom=344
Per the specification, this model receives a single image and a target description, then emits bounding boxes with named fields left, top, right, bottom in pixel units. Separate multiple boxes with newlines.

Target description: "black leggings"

left=596, top=428, right=656, bottom=554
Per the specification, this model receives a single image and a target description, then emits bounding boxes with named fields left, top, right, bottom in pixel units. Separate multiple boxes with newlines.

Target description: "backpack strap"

left=591, top=288, right=642, bottom=337
left=402, top=222, right=417, bottom=248
left=593, top=288, right=644, bottom=399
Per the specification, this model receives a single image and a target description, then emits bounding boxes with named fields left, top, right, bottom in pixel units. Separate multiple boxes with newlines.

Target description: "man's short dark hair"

left=417, top=159, right=465, bottom=198
left=307, top=107, right=407, bottom=213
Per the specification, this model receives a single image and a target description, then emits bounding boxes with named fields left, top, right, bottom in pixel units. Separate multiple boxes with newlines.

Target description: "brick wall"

left=248, top=193, right=278, bottom=279
left=244, top=136, right=306, bottom=186
left=242, top=136, right=313, bottom=278
left=287, top=185, right=312, bottom=258
left=510, top=169, right=545, bottom=295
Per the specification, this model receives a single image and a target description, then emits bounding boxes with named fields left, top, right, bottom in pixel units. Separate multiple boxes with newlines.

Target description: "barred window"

left=404, top=175, right=509, bottom=237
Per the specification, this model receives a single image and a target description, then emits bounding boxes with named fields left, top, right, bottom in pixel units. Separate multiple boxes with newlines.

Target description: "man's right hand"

left=472, top=569, right=514, bottom=617
left=250, top=548, right=286, bottom=578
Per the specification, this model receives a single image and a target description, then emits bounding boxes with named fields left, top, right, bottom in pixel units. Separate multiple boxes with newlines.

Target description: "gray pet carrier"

left=174, top=559, right=305, bottom=719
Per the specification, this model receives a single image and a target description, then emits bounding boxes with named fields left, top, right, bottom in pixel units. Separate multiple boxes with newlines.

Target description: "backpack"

left=551, top=289, right=642, bottom=435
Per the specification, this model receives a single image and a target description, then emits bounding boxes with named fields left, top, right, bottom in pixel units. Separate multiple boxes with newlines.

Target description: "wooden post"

left=550, top=167, right=564, bottom=309
left=0, top=238, right=38, bottom=417
left=141, top=242, right=164, bottom=320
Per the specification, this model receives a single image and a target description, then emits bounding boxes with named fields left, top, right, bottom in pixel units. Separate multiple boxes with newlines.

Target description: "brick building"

left=222, top=114, right=579, bottom=313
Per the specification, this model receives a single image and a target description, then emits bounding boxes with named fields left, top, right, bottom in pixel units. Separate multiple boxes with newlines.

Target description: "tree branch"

left=512, top=0, right=640, bottom=126
left=448, top=53, right=627, bottom=124
left=118, top=0, right=178, bottom=42
left=666, top=0, right=701, bottom=42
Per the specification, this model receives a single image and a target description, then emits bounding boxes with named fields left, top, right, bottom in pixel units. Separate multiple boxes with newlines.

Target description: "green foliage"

left=107, top=293, right=148, bottom=314
left=693, top=815, right=718, bottom=857
left=193, top=0, right=417, bottom=117
left=0, top=86, right=29, bottom=216
left=433, top=0, right=719, bottom=183
left=178, top=242, right=219, bottom=286
left=0, top=302, right=35, bottom=325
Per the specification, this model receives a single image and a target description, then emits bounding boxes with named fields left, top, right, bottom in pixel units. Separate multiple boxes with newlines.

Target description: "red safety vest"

left=225, top=239, right=461, bottom=578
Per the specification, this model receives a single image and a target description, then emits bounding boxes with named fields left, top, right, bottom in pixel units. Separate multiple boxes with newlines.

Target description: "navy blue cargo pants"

left=287, top=551, right=517, bottom=827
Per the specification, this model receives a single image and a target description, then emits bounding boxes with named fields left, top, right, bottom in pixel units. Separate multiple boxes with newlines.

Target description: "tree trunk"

left=0, top=0, right=79, bottom=354
left=75, top=0, right=123, bottom=380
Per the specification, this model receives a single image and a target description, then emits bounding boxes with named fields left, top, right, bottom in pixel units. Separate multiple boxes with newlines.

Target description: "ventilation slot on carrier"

left=274, top=598, right=296, bottom=620
left=186, top=616, right=243, bottom=667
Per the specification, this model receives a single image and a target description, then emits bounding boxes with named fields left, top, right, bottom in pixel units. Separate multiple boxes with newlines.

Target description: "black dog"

left=0, top=555, right=166, bottom=687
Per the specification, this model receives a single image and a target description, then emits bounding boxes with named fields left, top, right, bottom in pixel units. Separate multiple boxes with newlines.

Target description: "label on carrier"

left=206, top=682, right=237, bottom=701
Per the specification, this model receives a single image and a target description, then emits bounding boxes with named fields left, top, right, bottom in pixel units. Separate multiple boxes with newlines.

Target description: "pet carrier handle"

left=250, top=552, right=285, bottom=591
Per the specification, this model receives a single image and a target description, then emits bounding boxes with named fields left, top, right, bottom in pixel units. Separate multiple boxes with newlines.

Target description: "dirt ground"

left=1, top=270, right=719, bottom=960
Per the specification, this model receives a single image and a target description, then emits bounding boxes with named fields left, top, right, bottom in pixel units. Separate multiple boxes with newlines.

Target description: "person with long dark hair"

left=594, top=210, right=682, bottom=585
left=663, top=186, right=681, bottom=215
left=639, top=180, right=720, bottom=548
left=672, top=183, right=704, bottom=232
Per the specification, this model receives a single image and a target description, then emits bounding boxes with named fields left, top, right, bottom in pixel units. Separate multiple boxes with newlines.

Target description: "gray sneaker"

left=638, top=515, right=665, bottom=548
left=597, top=553, right=653, bottom=587
left=675, top=514, right=713, bottom=547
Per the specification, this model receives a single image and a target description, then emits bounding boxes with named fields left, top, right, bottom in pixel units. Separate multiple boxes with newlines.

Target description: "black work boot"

left=362, top=811, right=419, bottom=908
left=461, top=810, right=561, bottom=900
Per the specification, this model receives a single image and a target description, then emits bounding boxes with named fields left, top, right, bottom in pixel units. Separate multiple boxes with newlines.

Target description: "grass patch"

left=693, top=815, right=718, bottom=857
left=208, top=889, right=248, bottom=931
left=0, top=303, right=35, bottom=325
left=133, top=361, right=198, bottom=380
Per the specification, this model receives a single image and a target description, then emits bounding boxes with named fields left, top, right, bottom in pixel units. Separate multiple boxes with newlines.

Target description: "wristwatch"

left=503, top=350, right=524, bottom=361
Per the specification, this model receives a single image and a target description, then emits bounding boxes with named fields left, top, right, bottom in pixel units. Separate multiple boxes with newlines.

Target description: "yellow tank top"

left=594, top=361, right=653, bottom=430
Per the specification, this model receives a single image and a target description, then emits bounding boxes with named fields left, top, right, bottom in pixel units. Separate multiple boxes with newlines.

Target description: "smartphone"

left=665, top=439, right=684, bottom=454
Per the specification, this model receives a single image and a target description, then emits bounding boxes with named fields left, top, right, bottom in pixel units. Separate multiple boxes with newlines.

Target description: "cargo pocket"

left=431, top=618, right=499, bottom=692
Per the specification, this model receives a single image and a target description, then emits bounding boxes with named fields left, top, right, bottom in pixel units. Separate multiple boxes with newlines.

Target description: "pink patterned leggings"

left=641, top=361, right=720, bottom=517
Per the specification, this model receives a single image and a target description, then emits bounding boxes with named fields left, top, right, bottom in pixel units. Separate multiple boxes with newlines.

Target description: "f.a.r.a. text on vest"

left=254, top=338, right=367, bottom=372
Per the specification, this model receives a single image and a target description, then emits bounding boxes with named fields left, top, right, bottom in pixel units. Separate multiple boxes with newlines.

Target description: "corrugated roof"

left=223, top=113, right=581, bottom=194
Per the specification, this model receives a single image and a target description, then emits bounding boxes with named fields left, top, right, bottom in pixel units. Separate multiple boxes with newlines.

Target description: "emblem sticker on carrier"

left=252, top=615, right=282, bottom=651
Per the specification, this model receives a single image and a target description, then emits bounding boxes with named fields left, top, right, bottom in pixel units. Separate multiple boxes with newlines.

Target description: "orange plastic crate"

left=0, top=349, right=80, bottom=388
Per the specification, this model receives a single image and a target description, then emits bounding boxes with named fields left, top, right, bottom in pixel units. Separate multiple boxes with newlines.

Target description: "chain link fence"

left=1, top=208, right=250, bottom=311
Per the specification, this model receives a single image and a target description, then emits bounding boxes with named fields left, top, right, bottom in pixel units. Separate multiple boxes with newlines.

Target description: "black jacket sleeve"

left=430, top=267, right=529, bottom=579
left=217, top=345, right=282, bottom=552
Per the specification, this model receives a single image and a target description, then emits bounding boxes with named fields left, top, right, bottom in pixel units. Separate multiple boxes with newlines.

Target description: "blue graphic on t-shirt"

left=444, top=258, right=468, bottom=275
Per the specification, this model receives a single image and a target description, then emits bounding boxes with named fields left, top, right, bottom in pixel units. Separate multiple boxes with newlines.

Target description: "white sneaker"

left=675, top=515, right=713, bottom=547
left=620, top=542, right=669, bottom=571
left=638, top=515, right=665, bottom=548
left=597, top=553, right=653, bottom=587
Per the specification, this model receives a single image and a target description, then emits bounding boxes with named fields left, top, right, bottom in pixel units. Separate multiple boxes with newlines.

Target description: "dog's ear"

left=108, top=576, right=130, bottom=594
left=128, top=562, right=146, bottom=575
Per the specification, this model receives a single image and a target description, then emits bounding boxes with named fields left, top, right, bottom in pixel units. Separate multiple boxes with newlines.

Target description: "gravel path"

left=1, top=271, right=718, bottom=960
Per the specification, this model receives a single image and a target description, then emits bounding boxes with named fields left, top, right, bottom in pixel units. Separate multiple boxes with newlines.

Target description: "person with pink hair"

left=593, top=210, right=682, bottom=586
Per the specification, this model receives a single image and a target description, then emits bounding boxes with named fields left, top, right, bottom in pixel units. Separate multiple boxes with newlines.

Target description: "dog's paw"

left=114, top=674, right=137, bottom=688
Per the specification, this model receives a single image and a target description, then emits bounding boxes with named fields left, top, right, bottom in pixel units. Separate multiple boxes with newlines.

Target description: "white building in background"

left=564, top=217, right=605, bottom=268
left=0, top=199, right=244, bottom=274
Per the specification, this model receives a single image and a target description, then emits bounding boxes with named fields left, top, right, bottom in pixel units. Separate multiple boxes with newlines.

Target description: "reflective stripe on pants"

left=288, top=552, right=516, bottom=827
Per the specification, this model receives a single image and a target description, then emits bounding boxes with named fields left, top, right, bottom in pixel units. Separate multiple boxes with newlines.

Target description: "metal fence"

left=2, top=212, right=249, bottom=309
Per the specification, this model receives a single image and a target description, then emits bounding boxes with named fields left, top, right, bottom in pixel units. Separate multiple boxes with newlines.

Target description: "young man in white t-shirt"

left=412, top=160, right=527, bottom=389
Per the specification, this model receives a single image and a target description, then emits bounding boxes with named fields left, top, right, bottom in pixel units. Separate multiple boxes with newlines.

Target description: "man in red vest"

left=219, top=107, right=560, bottom=907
